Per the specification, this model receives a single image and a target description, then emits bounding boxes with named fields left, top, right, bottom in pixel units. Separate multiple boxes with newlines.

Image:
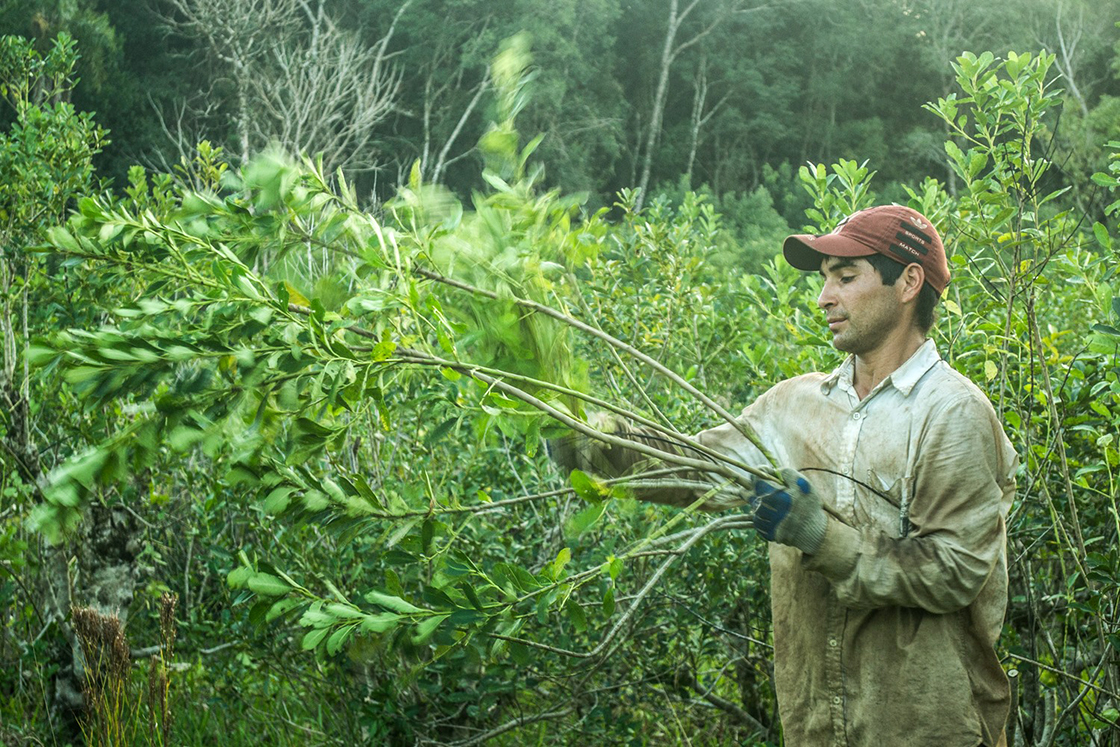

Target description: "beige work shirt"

left=694, top=340, right=1017, bottom=746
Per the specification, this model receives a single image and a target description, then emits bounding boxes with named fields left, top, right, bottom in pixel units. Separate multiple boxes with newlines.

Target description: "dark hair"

left=864, top=254, right=940, bottom=333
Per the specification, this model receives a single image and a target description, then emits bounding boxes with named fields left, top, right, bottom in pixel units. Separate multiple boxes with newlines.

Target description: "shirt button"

left=832, top=696, right=842, bottom=705
left=829, top=638, right=838, bottom=647
left=851, top=412, right=862, bottom=421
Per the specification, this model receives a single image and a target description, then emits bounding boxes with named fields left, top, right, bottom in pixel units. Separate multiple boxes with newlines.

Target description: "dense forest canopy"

left=3, top=0, right=1120, bottom=745
left=3, top=0, right=1120, bottom=214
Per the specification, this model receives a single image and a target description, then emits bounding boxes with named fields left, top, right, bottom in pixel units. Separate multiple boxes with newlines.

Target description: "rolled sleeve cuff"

left=801, top=515, right=860, bottom=580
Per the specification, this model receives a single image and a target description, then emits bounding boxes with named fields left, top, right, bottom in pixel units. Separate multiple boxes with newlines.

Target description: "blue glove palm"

left=752, top=468, right=827, bottom=555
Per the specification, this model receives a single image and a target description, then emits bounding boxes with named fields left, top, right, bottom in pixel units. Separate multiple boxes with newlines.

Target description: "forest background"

left=4, top=0, right=1120, bottom=744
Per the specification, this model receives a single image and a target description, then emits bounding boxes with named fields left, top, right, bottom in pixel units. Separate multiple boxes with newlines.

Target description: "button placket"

left=825, top=606, right=846, bottom=744
left=835, top=413, right=863, bottom=519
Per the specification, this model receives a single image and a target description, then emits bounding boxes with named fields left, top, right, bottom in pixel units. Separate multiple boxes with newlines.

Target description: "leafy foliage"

left=5, top=23, right=1120, bottom=747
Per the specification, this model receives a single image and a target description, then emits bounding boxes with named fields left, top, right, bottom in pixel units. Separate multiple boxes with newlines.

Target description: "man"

left=554, top=205, right=1017, bottom=745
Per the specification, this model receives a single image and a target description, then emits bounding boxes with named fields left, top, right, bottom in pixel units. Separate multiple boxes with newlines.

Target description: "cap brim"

left=782, top=233, right=875, bottom=271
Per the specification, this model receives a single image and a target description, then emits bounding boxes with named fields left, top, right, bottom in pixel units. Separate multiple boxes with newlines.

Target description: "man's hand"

left=547, top=413, right=631, bottom=476
left=752, top=467, right=827, bottom=555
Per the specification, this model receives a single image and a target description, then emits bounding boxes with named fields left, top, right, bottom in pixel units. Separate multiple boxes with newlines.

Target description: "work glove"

left=752, top=467, right=827, bottom=555
left=547, top=413, right=637, bottom=476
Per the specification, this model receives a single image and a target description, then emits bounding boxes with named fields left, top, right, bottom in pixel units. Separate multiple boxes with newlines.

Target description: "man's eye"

left=840, top=276, right=855, bottom=283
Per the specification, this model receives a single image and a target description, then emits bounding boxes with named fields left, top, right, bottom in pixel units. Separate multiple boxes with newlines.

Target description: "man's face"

left=816, top=256, right=904, bottom=355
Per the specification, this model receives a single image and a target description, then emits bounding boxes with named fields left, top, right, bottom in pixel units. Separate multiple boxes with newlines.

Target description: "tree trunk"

left=236, top=65, right=251, bottom=168
left=635, top=0, right=682, bottom=211
left=431, top=77, right=489, bottom=184
left=685, top=59, right=707, bottom=185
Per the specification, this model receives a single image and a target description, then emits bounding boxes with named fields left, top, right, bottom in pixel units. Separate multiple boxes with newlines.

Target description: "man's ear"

left=900, top=263, right=925, bottom=303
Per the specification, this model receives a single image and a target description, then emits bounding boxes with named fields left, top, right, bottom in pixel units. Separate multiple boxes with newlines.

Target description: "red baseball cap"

left=782, top=205, right=950, bottom=295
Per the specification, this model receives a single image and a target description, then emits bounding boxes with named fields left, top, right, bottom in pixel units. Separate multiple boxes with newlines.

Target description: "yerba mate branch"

left=387, top=350, right=762, bottom=479
left=411, top=266, right=777, bottom=467
left=284, top=301, right=767, bottom=484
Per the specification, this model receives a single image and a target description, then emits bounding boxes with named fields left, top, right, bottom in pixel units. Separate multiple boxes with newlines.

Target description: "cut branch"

left=410, top=266, right=776, bottom=466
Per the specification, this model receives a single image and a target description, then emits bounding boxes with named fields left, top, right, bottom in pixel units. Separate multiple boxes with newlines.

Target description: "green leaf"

left=565, top=599, right=587, bottom=633
left=326, top=625, right=352, bottom=655
left=944, top=140, right=964, bottom=166
left=44, top=482, right=80, bottom=509
left=167, top=426, right=205, bottom=453
left=551, top=547, right=572, bottom=578
left=494, top=562, right=541, bottom=592
left=460, top=582, right=484, bottom=611
left=361, top=612, right=402, bottom=633
left=566, top=501, right=608, bottom=539
left=227, top=566, right=253, bottom=589
left=569, top=469, right=603, bottom=502
left=26, top=345, right=58, bottom=366
left=1095, top=222, right=1113, bottom=251
left=424, top=418, right=457, bottom=447
left=364, top=589, right=424, bottom=614
left=262, top=486, right=294, bottom=514
left=47, top=226, right=80, bottom=252
left=293, top=417, right=333, bottom=439
left=266, top=597, right=303, bottom=623
left=1092, top=323, right=1120, bottom=337
left=247, top=573, right=292, bottom=596
left=510, top=640, right=529, bottom=665
left=444, top=559, right=471, bottom=578
left=299, top=603, right=333, bottom=627
left=59, top=449, right=107, bottom=488
left=447, top=607, right=484, bottom=626
left=284, top=282, right=311, bottom=307
left=325, top=603, right=365, bottom=619
left=608, top=556, right=623, bottom=582
left=536, top=588, right=560, bottom=624
left=412, top=614, right=449, bottom=645
left=371, top=340, right=397, bottom=361
left=248, top=599, right=272, bottom=627
left=301, top=627, right=329, bottom=651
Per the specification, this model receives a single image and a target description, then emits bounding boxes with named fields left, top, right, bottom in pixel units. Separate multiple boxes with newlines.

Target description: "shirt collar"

left=889, top=339, right=942, bottom=395
left=820, top=339, right=941, bottom=398
left=821, top=356, right=854, bottom=395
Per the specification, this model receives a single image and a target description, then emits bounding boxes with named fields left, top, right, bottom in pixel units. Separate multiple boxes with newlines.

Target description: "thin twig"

left=675, top=666, right=767, bottom=734
left=442, top=707, right=575, bottom=747
left=1006, top=652, right=1120, bottom=701
left=489, top=513, right=750, bottom=660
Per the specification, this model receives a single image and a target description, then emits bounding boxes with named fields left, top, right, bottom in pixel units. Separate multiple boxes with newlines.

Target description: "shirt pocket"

left=860, top=468, right=915, bottom=539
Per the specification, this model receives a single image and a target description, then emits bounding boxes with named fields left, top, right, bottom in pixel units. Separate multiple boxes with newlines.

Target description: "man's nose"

left=817, top=283, right=834, bottom=310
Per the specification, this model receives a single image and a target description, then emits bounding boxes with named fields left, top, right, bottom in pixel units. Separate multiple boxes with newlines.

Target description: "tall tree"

left=364, top=0, right=625, bottom=197
left=633, top=0, right=754, bottom=210
left=155, top=0, right=407, bottom=173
